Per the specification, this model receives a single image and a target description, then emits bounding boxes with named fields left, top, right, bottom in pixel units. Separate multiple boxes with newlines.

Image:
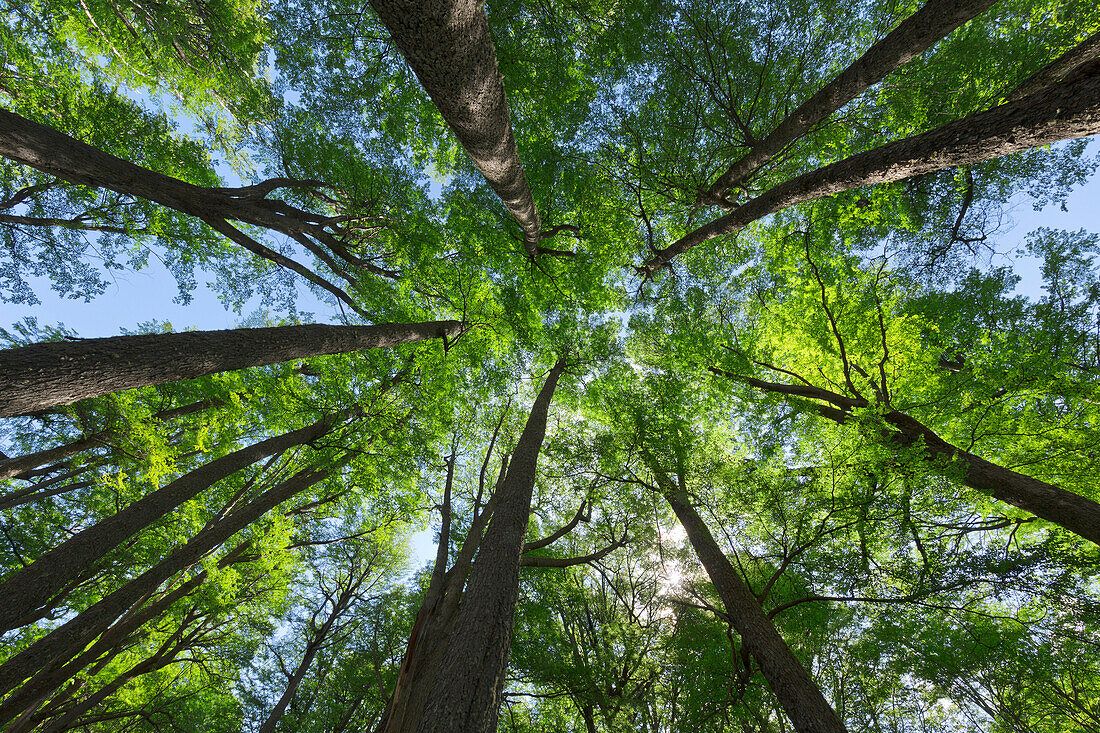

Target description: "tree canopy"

left=2, top=0, right=1100, bottom=730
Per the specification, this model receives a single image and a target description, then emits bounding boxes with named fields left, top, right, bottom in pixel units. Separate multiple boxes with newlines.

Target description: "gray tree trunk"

left=0, top=320, right=463, bottom=417
left=642, top=55, right=1100, bottom=276
left=415, top=362, right=566, bottom=733
left=705, top=0, right=998, bottom=203
left=0, top=460, right=339, bottom=709
left=0, top=110, right=398, bottom=311
left=368, top=0, right=544, bottom=257
left=660, top=486, right=848, bottom=733
left=0, top=410, right=355, bottom=633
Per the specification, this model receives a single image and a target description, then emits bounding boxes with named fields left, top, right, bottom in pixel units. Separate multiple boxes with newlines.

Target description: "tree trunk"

left=0, top=543, right=256, bottom=728
left=642, top=55, right=1100, bottom=276
left=379, top=461, right=506, bottom=733
left=0, top=460, right=340, bottom=709
left=0, top=398, right=219, bottom=481
left=704, top=0, right=998, bottom=203
left=718, top=368, right=1100, bottom=547
left=368, top=0, right=544, bottom=257
left=0, top=410, right=355, bottom=633
left=0, top=320, right=463, bottom=417
left=35, top=607, right=204, bottom=733
left=884, top=412, right=1100, bottom=547
left=414, top=362, right=566, bottom=733
left=1005, top=31, right=1100, bottom=102
left=661, top=488, right=848, bottom=733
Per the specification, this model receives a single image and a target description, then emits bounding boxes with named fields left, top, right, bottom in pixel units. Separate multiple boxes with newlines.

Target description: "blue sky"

left=5, top=140, right=1097, bottom=336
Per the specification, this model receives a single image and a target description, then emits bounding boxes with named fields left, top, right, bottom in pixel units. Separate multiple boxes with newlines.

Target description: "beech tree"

left=3, top=0, right=1100, bottom=730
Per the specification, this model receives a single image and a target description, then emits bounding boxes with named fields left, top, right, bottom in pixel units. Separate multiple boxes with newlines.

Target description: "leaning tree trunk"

left=0, top=320, right=463, bottom=417
left=0, top=409, right=356, bottom=633
left=0, top=110, right=392, bottom=314
left=368, top=0, right=545, bottom=257
left=414, top=361, right=566, bottom=733
left=642, top=54, right=1100, bottom=275
left=0, top=398, right=218, bottom=480
left=1, top=542, right=256, bottom=730
left=884, top=412, right=1100, bottom=547
left=704, top=0, right=998, bottom=204
left=1005, top=30, right=1100, bottom=102
left=717, top=368, right=1100, bottom=547
left=660, top=486, right=848, bottom=733
left=0, top=460, right=340, bottom=716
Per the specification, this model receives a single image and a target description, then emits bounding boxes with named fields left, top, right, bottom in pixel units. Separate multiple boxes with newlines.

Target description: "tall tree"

left=415, top=361, right=567, bottom=732
left=0, top=320, right=463, bottom=417
left=642, top=53, right=1100, bottom=275
left=702, top=0, right=999, bottom=205
left=368, top=0, right=560, bottom=259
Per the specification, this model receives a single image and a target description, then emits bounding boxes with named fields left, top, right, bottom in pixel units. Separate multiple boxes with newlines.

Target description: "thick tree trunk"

left=0, top=320, right=463, bottom=417
left=705, top=0, right=997, bottom=203
left=0, top=398, right=218, bottom=481
left=661, top=489, right=847, bottom=733
left=0, top=410, right=354, bottom=633
left=415, top=362, right=566, bottom=733
left=642, top=56, right=1100, bottom=276
left=0, top=460, right=339, bottom=708
left=379, top=475, right=502, bottom=733
left=368, top=0, right=544, bottom=257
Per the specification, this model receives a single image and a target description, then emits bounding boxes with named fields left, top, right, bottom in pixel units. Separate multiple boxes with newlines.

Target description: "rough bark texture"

left=0, top=320, right=463, bottom=417
left=662, top=489, right=848, bottom=733
left=0, top=411, right=353, bottom=633
left=0, top=461, right=337, bottom=705
left=415, top=362, right=566, bottom=733
left=705, top=0, right=998, bottom=202
left=0, top=399, right=217, bottom=481
left=643, top=57, right=1100, bottom=276
left=379, top=474, right=502, bottom=733
left=368, top=0, right=543, bottom=256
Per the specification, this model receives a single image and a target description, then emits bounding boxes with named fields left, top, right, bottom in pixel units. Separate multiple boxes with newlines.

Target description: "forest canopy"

left=1, top=0, right=1099, bottom=730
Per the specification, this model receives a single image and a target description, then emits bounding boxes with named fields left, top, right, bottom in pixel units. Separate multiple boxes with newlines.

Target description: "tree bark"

left=704, top=0, right=998, bottom=203
left=378, top=465, right=504, bottom=733
left=0, top=543, right=256, bottom=729
left=642, top=56, right=1100, bottom=276
left=716, top=368, right=1100, bottom=547
left=368, top=0, right=544, bottom=257
left=1005, top=31, right=1100, bottom=102
left=0, top=398, right=218, bottom=481
left=415, top=361, right=566, bottom=733
left=0, top=320, right=463, bottom=417
left=884, top=411, right=1100, bottom=547
left=0, top=459, right=340, bottom=707
left=0, top=410, right=355, bottom=633
left=660, top=487, right=847, bottom=733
